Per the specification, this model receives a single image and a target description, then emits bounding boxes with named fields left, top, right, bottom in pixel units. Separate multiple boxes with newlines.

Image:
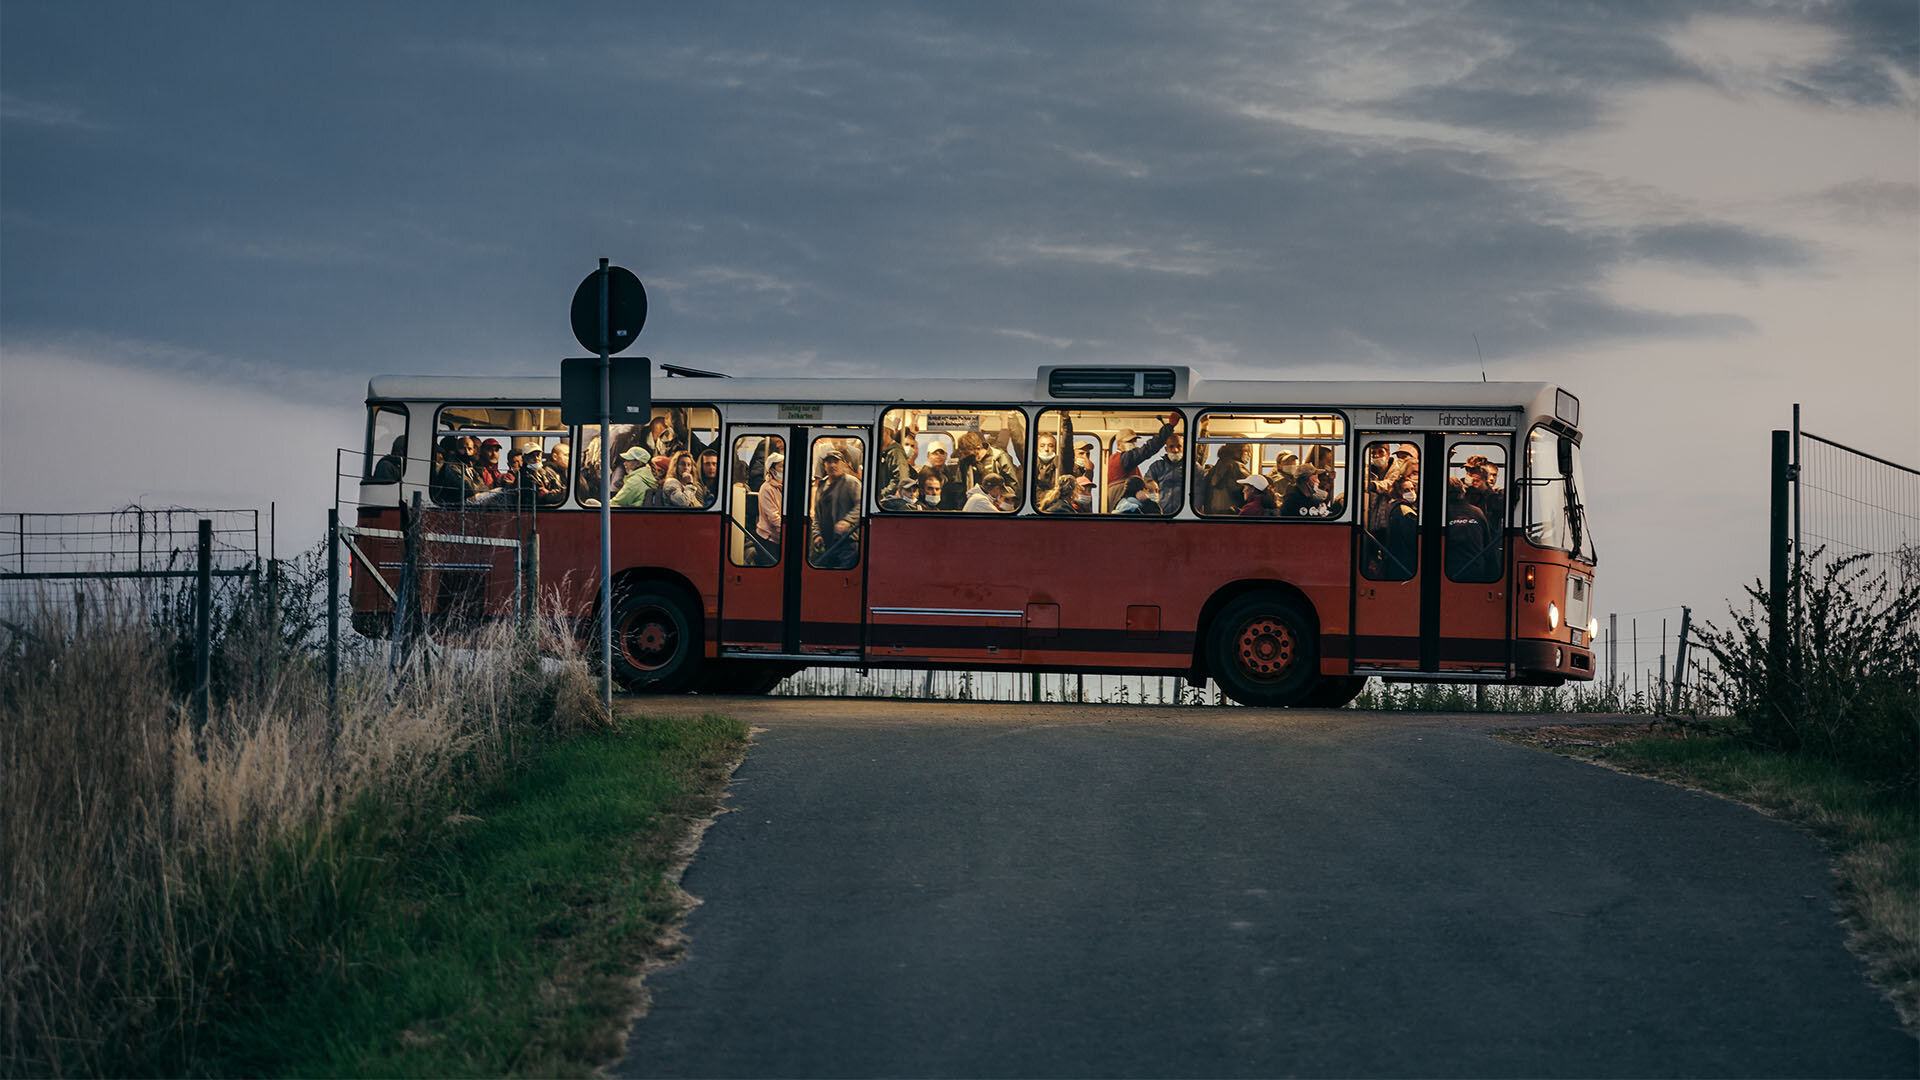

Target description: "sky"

left=2, top=1, right=1915, bottom=649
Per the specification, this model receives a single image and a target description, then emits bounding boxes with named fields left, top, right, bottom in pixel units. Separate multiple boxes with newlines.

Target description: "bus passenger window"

left=1361, top=441, right=1419, bottom=580
left=1194, top=412, right=1347, bottom=519
left=729, top=435, right=785, bottom=567
left=1444, top=443, right=1507, bottom=583
left=877, top=407, right=1027, bottom=513
left=431, top=404, right=566, bottom=509
left=1033, top=409, right=1184, bottom=515
left=365, top=405, right=408, bottom=483
left=587, top=405, right=721, bottom=510
left=809, top=438, right=865, bottom=569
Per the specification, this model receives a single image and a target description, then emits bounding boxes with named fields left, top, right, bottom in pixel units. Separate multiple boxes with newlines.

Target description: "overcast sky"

left=2, top=1, right=1915, bottom=649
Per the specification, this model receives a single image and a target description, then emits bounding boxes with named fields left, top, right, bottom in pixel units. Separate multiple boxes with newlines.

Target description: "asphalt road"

left=615, top=700, right=1913, bottom=1078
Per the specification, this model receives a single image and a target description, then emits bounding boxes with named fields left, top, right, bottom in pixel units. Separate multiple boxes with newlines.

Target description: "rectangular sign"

left=560, top=355, right=651, bottom=427
left=778, top=403, right=823, bottom=420
left=1363, top=408, right=1519, bottom=431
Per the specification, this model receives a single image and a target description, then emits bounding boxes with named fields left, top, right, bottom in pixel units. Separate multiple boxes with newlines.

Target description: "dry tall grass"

left=0, top=583, right=602, bottom=1077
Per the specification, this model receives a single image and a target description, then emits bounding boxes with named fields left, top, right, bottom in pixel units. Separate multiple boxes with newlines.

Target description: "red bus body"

left=348, top=368, right=1597, bottom=704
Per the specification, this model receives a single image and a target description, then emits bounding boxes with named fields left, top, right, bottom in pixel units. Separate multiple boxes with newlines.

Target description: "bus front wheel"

left=1208, top=593, right=1319, bottom=708
left=609, top=585, right=700, bottom=693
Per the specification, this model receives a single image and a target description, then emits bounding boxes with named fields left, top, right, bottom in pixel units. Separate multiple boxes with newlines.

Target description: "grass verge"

left=1500, top=721, right=1919, bottom=1035
left=209, top=711, right=751, bottom=1078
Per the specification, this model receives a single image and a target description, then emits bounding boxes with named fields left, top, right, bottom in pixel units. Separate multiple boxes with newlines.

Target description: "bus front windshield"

left=1526, top=427, right=1596, bottom=563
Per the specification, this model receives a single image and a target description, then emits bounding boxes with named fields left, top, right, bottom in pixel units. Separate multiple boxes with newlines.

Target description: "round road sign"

left=571, top=265, right=647, bottom=354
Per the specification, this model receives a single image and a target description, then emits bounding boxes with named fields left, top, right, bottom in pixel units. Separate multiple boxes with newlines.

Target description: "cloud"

left=0, top=92, right=104, bottom=131
left=1629, top=222, right=1817, bottom=276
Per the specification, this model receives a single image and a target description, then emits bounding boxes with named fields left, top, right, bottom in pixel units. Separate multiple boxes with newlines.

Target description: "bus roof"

left=366, top=371, right=1568, bottom=416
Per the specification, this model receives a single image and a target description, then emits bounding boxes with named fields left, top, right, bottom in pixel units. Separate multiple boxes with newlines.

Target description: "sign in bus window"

left=1193, top=412, right=1347, bottom=519
left=729, top=434, right=786, bottom=567
left=1032, top=409, right=1184, bottom=515
left=585, top=405, right=722, bottom=510
left=876, top=408, right=1026, bottom=512
left=1445, top=443, right=1507, bottom=583
left=808, top=436, right=865, bottom=569
left=431, top=404, right=570, bottom=508
left=1361, top=440, right=1421, bottom=581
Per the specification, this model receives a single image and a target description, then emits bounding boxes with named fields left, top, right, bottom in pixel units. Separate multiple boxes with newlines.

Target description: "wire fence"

left=1797, top=426, right=1920, bottom=607
left=0, top=509, right=260, bottom=615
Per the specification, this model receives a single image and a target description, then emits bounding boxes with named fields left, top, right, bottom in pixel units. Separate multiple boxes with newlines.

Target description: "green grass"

left=1503, top=721, right=1919, bottom=1034
left=201, top=712, right=748, bottom=1078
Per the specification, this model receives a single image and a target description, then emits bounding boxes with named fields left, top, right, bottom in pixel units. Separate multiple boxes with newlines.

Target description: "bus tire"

left=1208, top=592, right=1319, bottom=707
left=1302, top=675, right=1365, bottom=709
left=609, top=584, right=700, bottom=693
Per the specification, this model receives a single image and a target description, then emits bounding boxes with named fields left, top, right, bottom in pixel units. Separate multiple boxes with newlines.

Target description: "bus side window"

left=875, top=407, right=1027, bottom=513
left=589, top=405, right=722, bottom=510
left=1361, top=440, right=1419, bottom=580
left=730, top=434, right=785, bottom=567
left=365, top=405, right=408, bottom=482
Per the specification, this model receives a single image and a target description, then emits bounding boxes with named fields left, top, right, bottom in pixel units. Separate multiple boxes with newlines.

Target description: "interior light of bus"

left=1547, top=602, right=1560, bottom=629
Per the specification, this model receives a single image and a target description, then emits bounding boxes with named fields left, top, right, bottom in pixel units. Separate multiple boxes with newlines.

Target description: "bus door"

left=716, top=426, right=868, bottom=657
left=1434, top=434, right=1511, bottom=673
left=796, top=429, right=868, bottom=655
left=1352, top=434, right=1425, bottom=671
left=1352, top=433, right=1513, bottom=674
left=718, top=427, right=790, bottom=653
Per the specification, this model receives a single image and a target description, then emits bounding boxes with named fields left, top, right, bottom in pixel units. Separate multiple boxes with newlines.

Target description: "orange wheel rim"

left=620, top=605, right=678, bottom=672
left=1235, top=617, right=1296, bottom=680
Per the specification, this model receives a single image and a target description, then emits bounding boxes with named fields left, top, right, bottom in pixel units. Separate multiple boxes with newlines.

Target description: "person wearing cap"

left=1237, top=472, right=1278, bottom=517
left=474, top=438, right=505, bottom=489
left=1280, top=463, right=1337, bottom=518
left=963, top=473, right=1010, bottom=513
left=753, top=452, right=785, bottom=564
left=810, top=448, right=862, bottom=568
left=1461, top=452, right=1504, bottom=529
left=610, top=446, right=666, bottom=507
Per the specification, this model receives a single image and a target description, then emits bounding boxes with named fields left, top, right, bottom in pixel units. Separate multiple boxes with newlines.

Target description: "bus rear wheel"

left=1208, top=593, right=1318, bottom=707
left=609, top=585, right=699, bottom=693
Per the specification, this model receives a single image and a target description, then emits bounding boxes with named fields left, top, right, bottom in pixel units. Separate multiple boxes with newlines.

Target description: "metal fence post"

left=1671, top=606, right=1691, bottom=711
left=327, top=508, right=340, bottom=724
left=194, top=518, right=212, bottom=747
left=1608, top=612, right=1618, bottom=700
left=1769, top=429, right=1791, bottom=696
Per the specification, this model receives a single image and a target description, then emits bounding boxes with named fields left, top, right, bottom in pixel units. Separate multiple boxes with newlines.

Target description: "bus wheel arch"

left=1195, top=581, right=1322, bottom=708
left=604, top=569, right=704, bottom=693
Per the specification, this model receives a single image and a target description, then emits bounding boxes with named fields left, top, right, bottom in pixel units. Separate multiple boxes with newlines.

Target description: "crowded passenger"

left=1114, top=475, right=1150, bottom=514
left=1146, top=432, right=1184, bottom=515
left=1034, top=432, right=1059, bottom=492
left=878, top=427, right=918, bottom=504
left=1444, top=480, right=1493, bottom=580
left=963, top=473, right=1011, bottom=513
left=1237, top=473, right=1277, bottom=517
left=1201, top=443, right=1251, bottom=514
left=610, top=447, right=665, bottom=507
left=753, top=452, right=784, bottom=564
left=1105, top=415, right=1177, bottom=503
left=699, top=449, right=721, bottom=507
left=918, top=470, right=945, bottom=511
left=1279, top=463, right=1340, bottom=518
left=371, top=435, right=407, bottom=483
left=810, top=448, right=862, bottom=569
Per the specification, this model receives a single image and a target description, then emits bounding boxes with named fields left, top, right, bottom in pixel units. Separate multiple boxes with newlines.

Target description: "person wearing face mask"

left=1104, top=414, right=1177, bottom=505
left=1147, top=432, right=1185, bottom=516
left=1280, top=463, right=1335, bottom=518
left=1381, top=477, right=1420, bottom=579
left=878, top=426, right=918, bottom=504
left=963, top=473, right=1011, bottom=513
left=1034, top=432, right=1060, bottom=492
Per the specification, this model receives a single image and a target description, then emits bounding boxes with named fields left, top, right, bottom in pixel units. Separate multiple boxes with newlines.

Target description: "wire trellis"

left=0, top=508, right=260, bottom=614
left=1797, top=428, right=1920, bottom=609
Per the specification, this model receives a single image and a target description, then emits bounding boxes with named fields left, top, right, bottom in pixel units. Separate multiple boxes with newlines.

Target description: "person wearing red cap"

left=474, top=437, right=505, bottom=489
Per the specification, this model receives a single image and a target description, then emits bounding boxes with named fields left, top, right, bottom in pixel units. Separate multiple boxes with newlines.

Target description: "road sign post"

left=568, top=261, right=648, bottom=714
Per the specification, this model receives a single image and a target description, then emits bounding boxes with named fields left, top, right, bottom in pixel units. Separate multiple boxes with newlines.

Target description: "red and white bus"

left=349, top=365, right=1596, bottom=706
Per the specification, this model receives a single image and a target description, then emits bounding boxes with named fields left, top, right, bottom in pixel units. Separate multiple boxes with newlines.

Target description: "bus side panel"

left=864, top=517, right=1351, bottom=675
left=533, top=511, right=725, bottom=656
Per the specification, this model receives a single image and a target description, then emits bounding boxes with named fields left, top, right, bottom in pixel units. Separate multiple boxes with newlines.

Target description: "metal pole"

left=598, top=258, right=614, bottom=712
left=327, top=508, right=339, bottom=725
left=1659, top=617, right=1667, bottom=714
left=1790, top=403, right=1801, bottom=616
left=1608, top=612, right=1618, bottom=701
left=1672, top=606, right=1691, bottom=710
left=1769, top=429, right=1791, bottom=694
left=194, top=519, right=212, bottom=747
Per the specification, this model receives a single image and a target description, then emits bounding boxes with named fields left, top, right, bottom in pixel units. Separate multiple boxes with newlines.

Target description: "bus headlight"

left=1547, top=602, right=1560, bottom=630
left=1588, top=617, right=1598, bottom=640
